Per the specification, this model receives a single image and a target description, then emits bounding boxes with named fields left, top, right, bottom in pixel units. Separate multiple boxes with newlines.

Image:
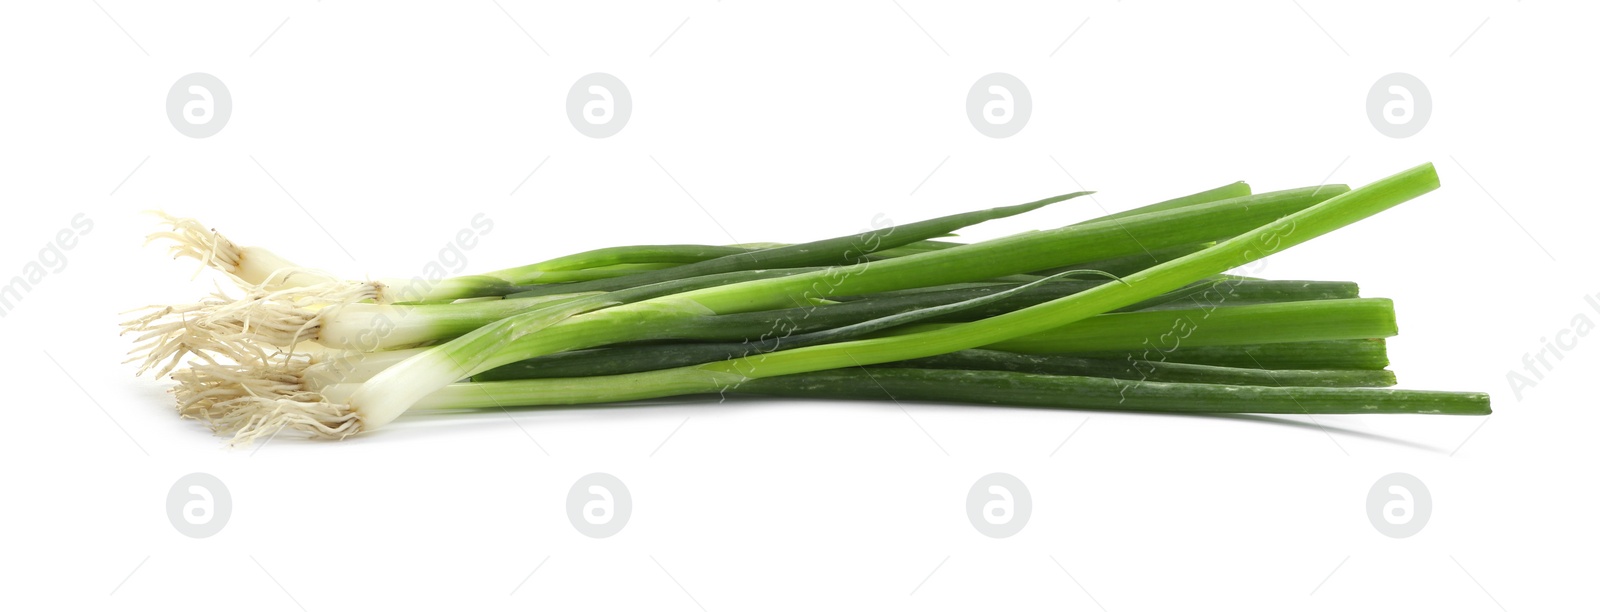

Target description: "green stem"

left=653, top=279, right=1362, bottom=342
left=1087, top=181, right=1251, bottom=223
left=975, top=297, right=1395, bottom=354
left=730, top=369, right=1487, bottom=415
left=1071, top=339, right=1391, bottom=370
left=505, top=191, right=1090, bottom=295
left=388, top=368, right=1484, bottom=415
left=1133, top=279, right=1361, bottom=311
left=500, top=239, right=973, bottom=280
left=890, top=350, right=1396, bottom=387
left=866, top=240, right=965, bottom=258
left=470, top=299, right=1394, bottom=383
left=662, top=186, right=1345, bottom=315
left=494, top=245, right=759, bottom=275
left=475, top=342, right=1395, bottom=387
left=1029, top=242, right=1214, bottom=278
left=513, top=262, right=681, bottom=283
left=349, top=167, right=1425, bottom=430
left=674, top=165, right=1429, bottom=382
left=436, top=186, right=1346, bottom=380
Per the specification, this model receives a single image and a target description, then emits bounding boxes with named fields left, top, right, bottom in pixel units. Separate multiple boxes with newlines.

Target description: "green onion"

left=474, top=345, right=1397, bottom=388
left=396, top=369, right=1484, bottom=416
left=215, top=170, right=1420, bottom=440
left=467, top=298, right=1394, bottom=384
left=730, top=369, right=1488, bottom=415
left=129, top=190, right=1092, bottom=371
left=138, top=163, right=1490, bottom=445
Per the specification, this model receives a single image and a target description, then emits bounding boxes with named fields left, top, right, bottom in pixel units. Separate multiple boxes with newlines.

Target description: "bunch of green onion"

left=124, top=162, right=1490, bottom=445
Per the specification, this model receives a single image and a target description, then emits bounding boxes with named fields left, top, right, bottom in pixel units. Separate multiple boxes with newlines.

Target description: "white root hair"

left=146, top=212, right=246, bottom=279
left=170, top=355, right=314, bottom=420
left=139, top=214, right=397, bottom=445
left=145, top=212, right=341, bottom=290
left=215, top=397, right=361, bottom=445
left=169, top=357, right=362, bottom=445
left=121, top=281, right=381, bottom=378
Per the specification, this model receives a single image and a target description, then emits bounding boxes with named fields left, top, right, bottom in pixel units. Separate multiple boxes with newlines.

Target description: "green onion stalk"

left=635, top=278, right=1364, bottom=341
left=474, top=346, right=1401, bottom=389
left=465, top=297, right=1394, bottom=382
left=148, top=191, right=1089, bottom=303
left=723, top=370, right=1486, bottom=415
left=146, top=212, right=515, bottom=302
left=405, top=369, right=1484, bottom=417
left=147, top=181, right=1250, bottom=371
left=190, top=177, right=1379, bottom=441
left=122, top=291, right=600, bottom=377
left=357, top=166, right=1487, bottom=425
left=299, top=294, right=1394, bottom=386
left=142, top=183, right=1253, bottom=380
left=1086, top=339, right=1393, bottom=371
left=131, top=191, right=1091, bottom=376
left=173, top=290, right=1400, bottom=428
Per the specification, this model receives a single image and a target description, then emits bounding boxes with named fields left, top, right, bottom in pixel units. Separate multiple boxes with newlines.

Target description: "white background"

left=1, top=1, right=1595, bottom=610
